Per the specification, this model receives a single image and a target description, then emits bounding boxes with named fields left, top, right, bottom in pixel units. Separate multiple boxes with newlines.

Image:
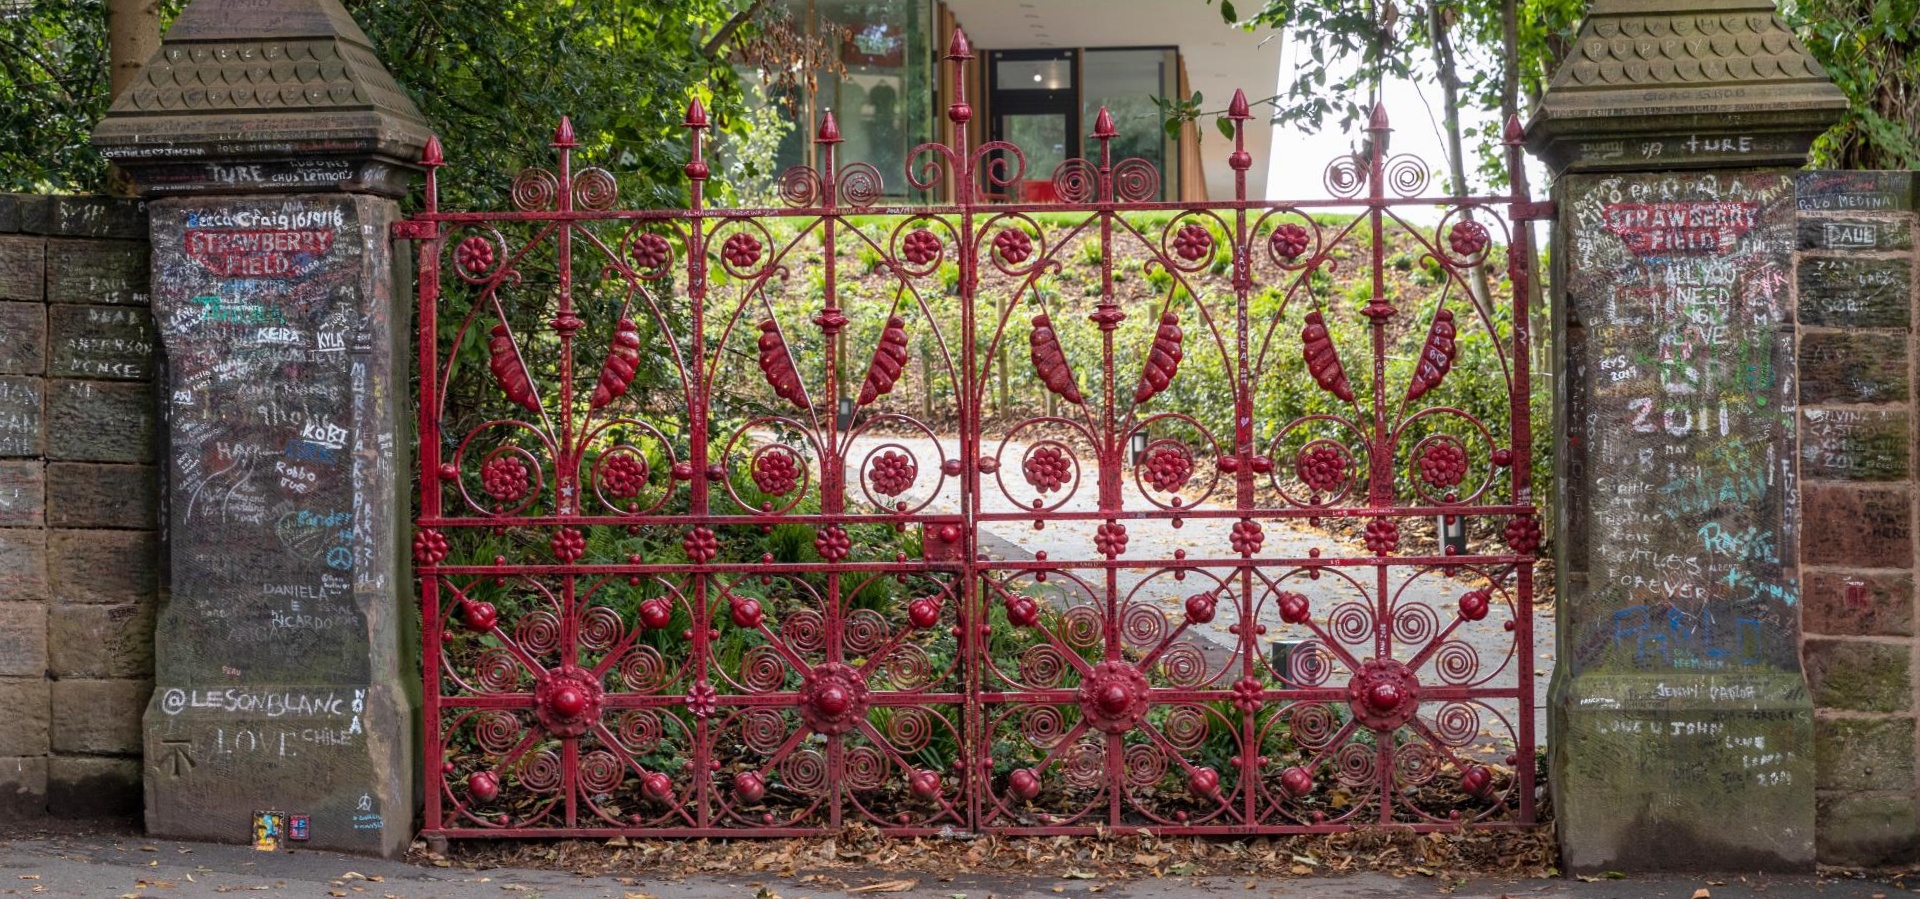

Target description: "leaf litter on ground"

left=409, top=823, right=1558, bottom=884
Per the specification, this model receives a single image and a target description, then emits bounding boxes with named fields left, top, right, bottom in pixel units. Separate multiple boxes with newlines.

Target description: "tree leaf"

left=849, top=880, right=918, bottom=893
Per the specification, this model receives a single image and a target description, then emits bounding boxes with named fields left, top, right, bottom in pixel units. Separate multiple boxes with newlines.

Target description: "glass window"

left=815, top=0, right=933, bottom=197
left=1082, top=48, right=1179, bottom=200
left=994, top=56, right=1074, bottom=92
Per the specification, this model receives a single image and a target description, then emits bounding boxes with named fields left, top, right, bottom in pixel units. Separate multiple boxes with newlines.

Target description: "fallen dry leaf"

left=1693, top=890, right=1711, bottom=899
left=850, top=880, right=918, bottom=894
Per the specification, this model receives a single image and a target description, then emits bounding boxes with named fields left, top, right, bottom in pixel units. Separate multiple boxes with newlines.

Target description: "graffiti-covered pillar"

left=1526, top=0, right=1847, bottom=873
left=90, top=0, right=430, bottom=856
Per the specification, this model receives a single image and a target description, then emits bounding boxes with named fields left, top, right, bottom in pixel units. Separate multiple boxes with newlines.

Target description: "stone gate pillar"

left=1526, top=0, right=1847, bottom=872
left=91, top=0, right=430, bottom=856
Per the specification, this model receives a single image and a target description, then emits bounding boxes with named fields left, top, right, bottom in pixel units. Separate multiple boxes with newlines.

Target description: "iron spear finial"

left=947, top=28, right=973, bottom=61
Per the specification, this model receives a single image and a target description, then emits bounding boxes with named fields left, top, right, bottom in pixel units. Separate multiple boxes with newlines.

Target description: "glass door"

left=988, top=49, right=1079, bottom=202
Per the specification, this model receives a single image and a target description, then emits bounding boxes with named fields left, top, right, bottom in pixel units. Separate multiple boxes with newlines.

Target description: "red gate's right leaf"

left=1405, top=308, right=1457, bottom=401
left=858, top=316, right=911, bottom=405
left=589, top=317, right=642, bottom=409
left=1132, top=311, right=1184, bottom=404
left=1301, top=311, right=1354, bottom=402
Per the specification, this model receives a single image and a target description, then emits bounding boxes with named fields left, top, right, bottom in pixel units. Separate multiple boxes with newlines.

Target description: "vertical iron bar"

left=414, top=156, right=444, bottom=832
left=684, top=99, right=714, bottom=830
left=946, top=28, right=983, bottom=834
left=1364, top=104, right=1395, bottom=826
left=1503, top=114, right=1537, bottom=825
left=553, top=118, right=580, bottom=515
left=1227, top=90, right=1257, bottom=826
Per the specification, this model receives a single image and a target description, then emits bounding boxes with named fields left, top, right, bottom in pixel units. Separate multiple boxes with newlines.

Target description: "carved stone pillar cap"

left=1524, top=0, right=1848, bottom=174
left=90, top=0, right=431, bottom=197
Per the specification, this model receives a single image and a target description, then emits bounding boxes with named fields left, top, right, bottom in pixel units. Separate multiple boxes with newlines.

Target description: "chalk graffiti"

left=1567, top=172, right=1799, bottom=673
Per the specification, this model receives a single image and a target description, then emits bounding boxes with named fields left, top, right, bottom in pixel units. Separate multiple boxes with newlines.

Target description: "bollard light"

left=1270, top=640, right=1304, bottom=686
left=1438, top=513, right=1468, bottom=556
left=837, top=396, right=855, bottom=431
left=1130, top=431, right=1149, bottom=464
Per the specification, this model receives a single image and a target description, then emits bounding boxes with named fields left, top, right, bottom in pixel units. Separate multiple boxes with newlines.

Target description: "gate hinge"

left=1508, top=200, right=1555, bottom=222
left=393, top=219, right=440, bottom=241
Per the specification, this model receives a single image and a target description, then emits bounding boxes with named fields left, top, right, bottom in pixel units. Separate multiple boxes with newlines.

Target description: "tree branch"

left=703, top=0, right=770, bottom=59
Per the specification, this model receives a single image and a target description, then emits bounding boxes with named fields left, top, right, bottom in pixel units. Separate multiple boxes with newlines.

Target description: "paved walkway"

left=832, top=434, right=1552, bottom=753
left=0, top=826, right=1898, bottom=899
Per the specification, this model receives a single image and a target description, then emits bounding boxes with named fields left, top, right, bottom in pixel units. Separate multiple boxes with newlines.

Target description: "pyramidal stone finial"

left=1523, top=0, right=1846, bottom=173
left=91, top=0, right=432, bottom=197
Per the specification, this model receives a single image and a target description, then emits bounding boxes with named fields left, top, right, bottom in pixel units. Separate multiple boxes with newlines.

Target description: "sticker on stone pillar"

left=252, top=810, right=286, bottom=851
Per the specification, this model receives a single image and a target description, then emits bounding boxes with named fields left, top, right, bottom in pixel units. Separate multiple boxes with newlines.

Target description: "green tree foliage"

left=1781, top=0, right=1920, bottom=169
left=0, top=0, right=772, bottom=204
left=342, top=0, right=771, bottom=210
left=0, top=0, right=187, bottom=193
left=1171, top=0, right=1584, bottom=191
left=1193, top=0, right=1913, bottom=180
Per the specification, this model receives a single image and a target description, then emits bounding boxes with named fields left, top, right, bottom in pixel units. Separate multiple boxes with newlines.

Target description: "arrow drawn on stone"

left=161, top=740, right=195, bottom=778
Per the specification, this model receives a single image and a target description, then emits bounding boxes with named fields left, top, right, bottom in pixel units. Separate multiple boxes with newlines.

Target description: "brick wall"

left=0, top=194, right=159, bottom=818
left=1794, top=171, right=1920, bottom=865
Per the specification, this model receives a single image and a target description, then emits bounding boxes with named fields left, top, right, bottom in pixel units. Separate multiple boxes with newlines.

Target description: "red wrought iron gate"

left=401, top=33, right=1543, bottom=840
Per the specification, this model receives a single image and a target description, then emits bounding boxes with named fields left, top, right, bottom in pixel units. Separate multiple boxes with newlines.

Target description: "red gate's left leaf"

left=757, top=319, right=812, bottom=410
left=1028, top=314, right=1083, bottom=404
left=488, top=323, right=541, bottom=412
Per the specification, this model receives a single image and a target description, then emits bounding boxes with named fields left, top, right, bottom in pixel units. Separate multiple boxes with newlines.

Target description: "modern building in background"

left=757, top=0, right=1281, bottom=202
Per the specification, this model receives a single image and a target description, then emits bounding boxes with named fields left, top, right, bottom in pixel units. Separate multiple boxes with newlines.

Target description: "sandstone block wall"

left=0, top=194, right=159, bottom=818
left=1794, top=172, right=1920, bottom=866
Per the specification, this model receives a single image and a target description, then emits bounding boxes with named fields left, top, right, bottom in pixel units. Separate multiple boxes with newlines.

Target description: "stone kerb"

left=91, top=0, right=426, bottom=857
